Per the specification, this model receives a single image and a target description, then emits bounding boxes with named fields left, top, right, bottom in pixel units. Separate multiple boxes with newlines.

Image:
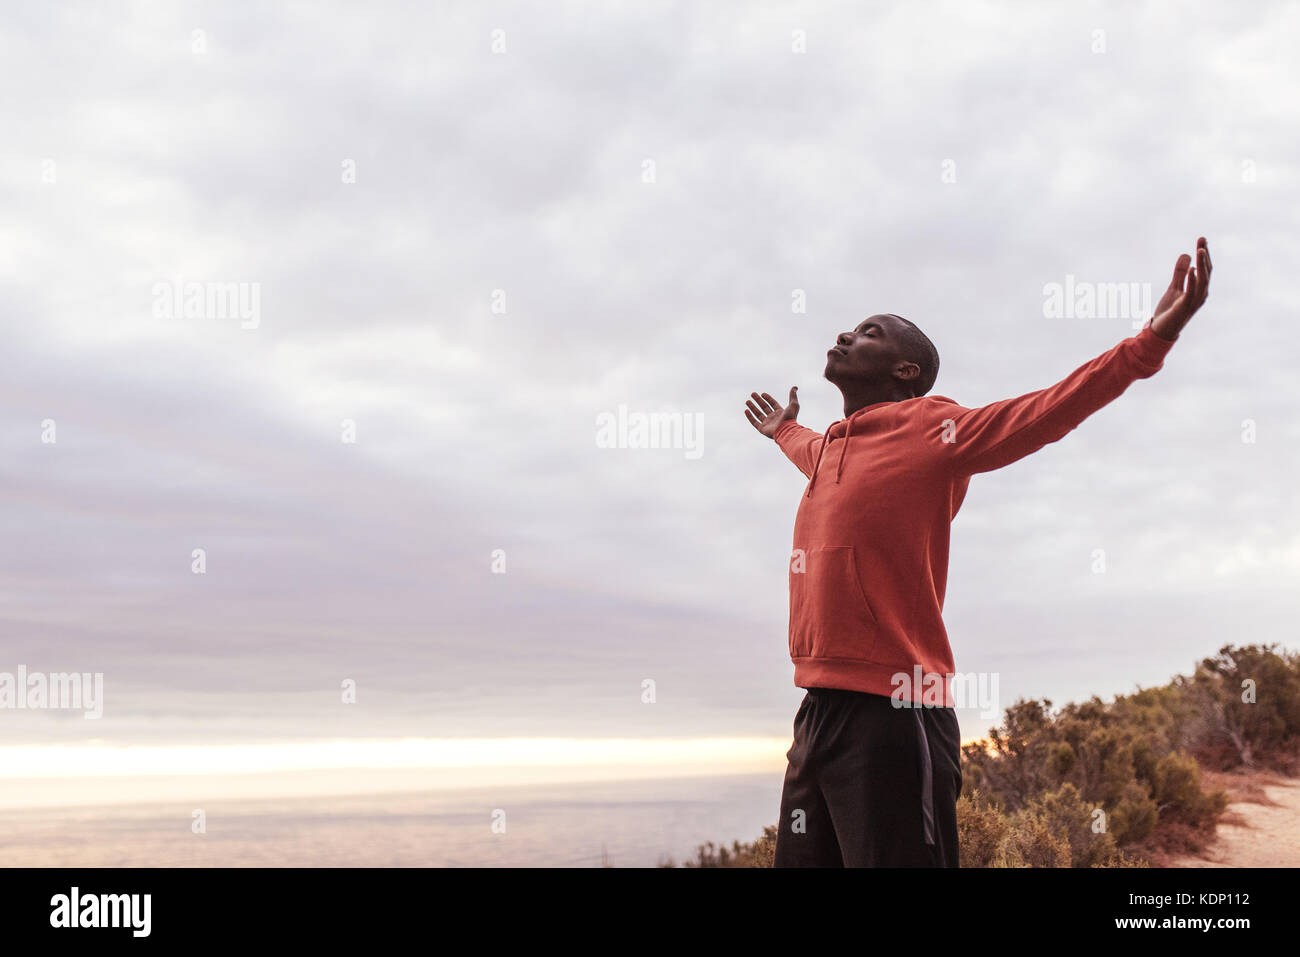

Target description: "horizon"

left=0, top=732, right=1001, bottom=810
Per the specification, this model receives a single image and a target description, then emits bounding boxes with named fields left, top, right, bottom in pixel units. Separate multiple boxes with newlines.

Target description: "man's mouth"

left=828, top=346, right=848, bottom=358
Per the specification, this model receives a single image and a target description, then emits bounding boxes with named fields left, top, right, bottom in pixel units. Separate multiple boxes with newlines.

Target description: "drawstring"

left=804, top=432, right=831, bottom=498
left=834, top=414, right=853, bottom=484
left=805, top=414, right=856, bottom=498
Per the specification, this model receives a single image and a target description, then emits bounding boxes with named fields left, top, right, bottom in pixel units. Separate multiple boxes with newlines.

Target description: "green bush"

left=666, top=825, right=777, bottom=868
left=1177, top=644, right=1300, bottom=772
left=1005, top=808, right=1072, bottom=868
left=956, top=789, right=1012, bottom=867
left=951, top=644, right=1299, bottom=864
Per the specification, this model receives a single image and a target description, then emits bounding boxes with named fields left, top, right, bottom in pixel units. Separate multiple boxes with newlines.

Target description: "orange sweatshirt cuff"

left=1132, top=319, right=1178, bottom=369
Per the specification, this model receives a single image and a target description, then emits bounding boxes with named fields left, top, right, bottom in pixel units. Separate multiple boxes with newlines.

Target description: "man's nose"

left=836, top=332, right=854, bottom=347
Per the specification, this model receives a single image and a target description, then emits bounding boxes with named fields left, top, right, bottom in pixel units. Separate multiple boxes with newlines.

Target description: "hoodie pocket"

left=789, top=545, right=879, bottom=661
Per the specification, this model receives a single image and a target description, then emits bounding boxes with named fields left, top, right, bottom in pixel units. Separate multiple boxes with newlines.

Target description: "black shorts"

left=773, top=687, right=962, bottom=867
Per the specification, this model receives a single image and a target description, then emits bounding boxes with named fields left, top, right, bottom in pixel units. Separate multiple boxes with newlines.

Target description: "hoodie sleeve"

left=944, top=320, right=1177, bottom=477
left=773, top=419, right=826, bottom=479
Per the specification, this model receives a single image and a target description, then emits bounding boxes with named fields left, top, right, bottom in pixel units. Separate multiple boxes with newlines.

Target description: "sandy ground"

left=1166, top=769, right=1300, bottom=868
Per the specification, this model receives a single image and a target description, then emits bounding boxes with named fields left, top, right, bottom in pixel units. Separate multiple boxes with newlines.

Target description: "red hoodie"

left=773, top=319, right=1177, bottom=707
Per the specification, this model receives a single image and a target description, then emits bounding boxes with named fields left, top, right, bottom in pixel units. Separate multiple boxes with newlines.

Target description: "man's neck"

left=841, top=389, right=912, bottom=418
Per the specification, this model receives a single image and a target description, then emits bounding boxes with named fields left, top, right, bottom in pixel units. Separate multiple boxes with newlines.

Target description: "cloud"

left=2, top=0, right=1296, bottom=754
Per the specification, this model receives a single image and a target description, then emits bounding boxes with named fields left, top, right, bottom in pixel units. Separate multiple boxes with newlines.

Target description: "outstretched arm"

left=943, top=238, right=1212, bottom=476
left=745, top=387, right=825, bottom=478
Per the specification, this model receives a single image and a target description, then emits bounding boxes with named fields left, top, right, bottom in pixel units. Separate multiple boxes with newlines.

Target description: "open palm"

left=1150, top=237, right=1212, bottom=341
left=745, top=388, right=799, bottom=439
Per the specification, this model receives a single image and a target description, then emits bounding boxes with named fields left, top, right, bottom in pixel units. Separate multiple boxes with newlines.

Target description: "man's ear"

left=895, top=361, right=921, bottom=382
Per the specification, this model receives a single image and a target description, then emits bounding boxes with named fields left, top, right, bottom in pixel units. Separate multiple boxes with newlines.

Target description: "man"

left=744, top=238, right=1212, bottom=867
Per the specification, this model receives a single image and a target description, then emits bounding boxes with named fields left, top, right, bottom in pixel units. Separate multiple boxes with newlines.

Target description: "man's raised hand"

left=1150, top=237, right=1212, bottom=341
left=745, top=387, right=799, bottom=439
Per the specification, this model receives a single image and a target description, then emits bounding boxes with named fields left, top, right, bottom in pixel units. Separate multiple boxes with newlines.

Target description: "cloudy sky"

left=1, top=1, right=1296, bottom=799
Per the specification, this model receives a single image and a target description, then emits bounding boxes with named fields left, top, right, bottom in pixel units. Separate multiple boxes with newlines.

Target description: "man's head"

left=824, top=313, right=939, bottom=400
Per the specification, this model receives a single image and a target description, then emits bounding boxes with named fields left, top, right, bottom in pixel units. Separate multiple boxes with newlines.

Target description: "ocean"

left=0, top=772, right=783, bottom=868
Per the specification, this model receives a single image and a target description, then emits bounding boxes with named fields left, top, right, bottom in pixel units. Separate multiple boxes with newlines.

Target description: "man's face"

left=824, top=313, right=909, bottom=385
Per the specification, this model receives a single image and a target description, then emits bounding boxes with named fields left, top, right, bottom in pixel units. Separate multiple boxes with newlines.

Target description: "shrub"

left=956, top=789, right=1011, bottom=867
left=1177, top=644, right=1300, bottom=772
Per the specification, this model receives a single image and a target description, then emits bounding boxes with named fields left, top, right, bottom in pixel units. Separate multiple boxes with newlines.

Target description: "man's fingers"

left=1169, top=253, right=1192, bottom=294
left=1154, top=255, right=1190, bottom=317
left=744, top=388, right=797, bottom=428
left=1199, top=240, right=1211, bottom=307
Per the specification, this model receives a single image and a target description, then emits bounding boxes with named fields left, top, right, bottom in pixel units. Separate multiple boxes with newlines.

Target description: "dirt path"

left=1166, top=769, right=1300, bottom=868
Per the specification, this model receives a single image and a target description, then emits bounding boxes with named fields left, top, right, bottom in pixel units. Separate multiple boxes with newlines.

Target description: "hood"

left=804, top=395, right=959, bottom=498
